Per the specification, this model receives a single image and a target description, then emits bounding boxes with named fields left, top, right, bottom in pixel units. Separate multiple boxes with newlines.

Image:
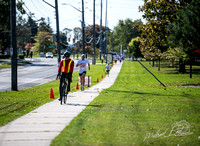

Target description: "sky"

left=22, top=0, right=145, bottom=34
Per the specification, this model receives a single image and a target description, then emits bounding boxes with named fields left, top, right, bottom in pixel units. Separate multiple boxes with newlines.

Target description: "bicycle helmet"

left=64, top=51, right=70, bottom=57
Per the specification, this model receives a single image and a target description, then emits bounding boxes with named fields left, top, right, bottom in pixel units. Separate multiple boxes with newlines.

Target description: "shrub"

left=18, top=54, right=24, bottom=59
left=0, top=55, right=10, bottom=59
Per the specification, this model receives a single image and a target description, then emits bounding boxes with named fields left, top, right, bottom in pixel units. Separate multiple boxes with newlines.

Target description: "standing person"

left=101, top=55, right=104, bottom=64
left=105, top=62, right=111, bottom=77
left=76, top=54, right=90, bottom=91
left=57, top=51, right=74, bottom=100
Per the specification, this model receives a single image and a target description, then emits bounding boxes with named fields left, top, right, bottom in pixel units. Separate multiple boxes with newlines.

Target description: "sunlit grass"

left=51, top=61, right=200, bottom=145
left=0, top=64, right=107, bottom=126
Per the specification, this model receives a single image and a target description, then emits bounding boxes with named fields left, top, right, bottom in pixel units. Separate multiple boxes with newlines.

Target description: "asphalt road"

left=0, top=57, right=79, bottom=92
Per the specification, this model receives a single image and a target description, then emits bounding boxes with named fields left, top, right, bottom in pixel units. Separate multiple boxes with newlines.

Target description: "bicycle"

left=57, top=74, right=68, bottom=105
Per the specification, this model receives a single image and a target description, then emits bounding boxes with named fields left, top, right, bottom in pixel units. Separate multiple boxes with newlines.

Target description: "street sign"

left=48, top=46, right=56, bottom=48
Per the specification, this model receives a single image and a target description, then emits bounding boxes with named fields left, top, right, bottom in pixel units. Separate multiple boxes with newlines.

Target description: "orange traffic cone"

left=105, top=71, right=106, bottom=75
left=50, top=88, right=54, bottom=99
left=97, top=78, right=99, bottom=82
left=102, top=74, right=103, bottom=78
left=76, top=82, right=79, bottom=90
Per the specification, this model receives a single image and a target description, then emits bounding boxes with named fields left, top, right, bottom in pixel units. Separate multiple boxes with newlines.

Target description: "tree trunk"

left=158, top=57, right=160, bottom=71
left=190, top=58, right=192, bottom=78
left=152, top=59, right=155, bottom=67
left=179, top=59, right=185, bottom=73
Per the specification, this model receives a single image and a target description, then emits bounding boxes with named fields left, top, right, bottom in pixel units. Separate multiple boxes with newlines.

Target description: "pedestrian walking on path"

left=0, top=62, right=122, bottom=146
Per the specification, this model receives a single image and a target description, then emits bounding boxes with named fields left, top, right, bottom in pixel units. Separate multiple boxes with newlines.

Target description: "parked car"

left=46, top=52, right=53, bottom=58
left=0, top=51, right=7, bottom=55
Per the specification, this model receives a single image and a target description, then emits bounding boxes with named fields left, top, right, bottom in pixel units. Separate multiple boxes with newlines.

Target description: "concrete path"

left=0, top=62, right=122, bottom=146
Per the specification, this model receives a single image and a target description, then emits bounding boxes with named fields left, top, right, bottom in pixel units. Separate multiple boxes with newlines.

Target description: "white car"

left=46, top=52, right=53, bottom=58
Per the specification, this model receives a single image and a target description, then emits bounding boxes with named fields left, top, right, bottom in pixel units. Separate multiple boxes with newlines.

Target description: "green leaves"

left=138, top=0, right=190, bottom=59
left=169, top=0, right=200, bottom=58
left=112, top=19, right=142, bottom=54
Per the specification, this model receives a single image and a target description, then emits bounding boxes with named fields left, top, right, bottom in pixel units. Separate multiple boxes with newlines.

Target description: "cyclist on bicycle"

left=57, top=51, right=74, bottom=100
left=76, top=54, right=90, bottom=91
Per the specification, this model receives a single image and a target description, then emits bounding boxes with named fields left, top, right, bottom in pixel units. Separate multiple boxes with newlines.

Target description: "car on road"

left=46, top=52, right=53, bottom=58
left=0, top=51, right=7, bottom=55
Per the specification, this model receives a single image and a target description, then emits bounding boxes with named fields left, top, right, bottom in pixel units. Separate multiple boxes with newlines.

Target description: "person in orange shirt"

left=57, top=51, right=74, bottom=100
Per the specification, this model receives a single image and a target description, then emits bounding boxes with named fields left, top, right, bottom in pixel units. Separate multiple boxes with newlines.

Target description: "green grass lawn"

left=0, top=64, right=107, bottom=126
left=51, top=61, right=200, bottom=145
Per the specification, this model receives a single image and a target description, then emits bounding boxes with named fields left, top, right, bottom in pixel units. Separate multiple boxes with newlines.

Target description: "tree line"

left=108, top=0, right=200, bottom=77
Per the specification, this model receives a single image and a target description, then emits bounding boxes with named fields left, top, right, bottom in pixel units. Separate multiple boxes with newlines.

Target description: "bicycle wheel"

left=60, top=83, right=66, bottom=105
left=63, top=85, right=68, bottom=104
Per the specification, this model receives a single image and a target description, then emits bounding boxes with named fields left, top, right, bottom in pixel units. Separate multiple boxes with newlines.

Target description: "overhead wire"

left=22, top=1, right=39, bottom=21
left=36, top=0, right=53, bottom=14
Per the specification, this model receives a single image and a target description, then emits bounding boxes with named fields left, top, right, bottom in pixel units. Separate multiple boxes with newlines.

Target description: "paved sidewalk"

left=0, top=62, right=122, bottom=146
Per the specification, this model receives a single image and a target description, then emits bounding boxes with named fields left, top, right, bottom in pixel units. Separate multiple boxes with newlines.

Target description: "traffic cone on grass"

left=50, top=88, right=54, bottom=99
left=102, top=74, right=103, bottom=78
left=97, top=78, right=99, bottom=82
left=105, top=71, right=106, bottom=75
left=76, top=82, right=79, bottom=90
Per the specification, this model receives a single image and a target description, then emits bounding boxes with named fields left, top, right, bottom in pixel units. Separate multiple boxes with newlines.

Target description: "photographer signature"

left=143, top=120, right=193, bottom=141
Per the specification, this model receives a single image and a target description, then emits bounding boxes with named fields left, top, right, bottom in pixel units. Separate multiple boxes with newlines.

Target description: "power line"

left=22, top=2, right=39, bottom=20
left=36, top=0, right=52, bottom=14
left=31, top=0, right=48, bottom=18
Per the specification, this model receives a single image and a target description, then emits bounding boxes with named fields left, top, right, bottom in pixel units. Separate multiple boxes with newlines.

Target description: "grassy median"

left=0, top=64, right=107, bottom=126
left=51, top=61, right=200, bottom=145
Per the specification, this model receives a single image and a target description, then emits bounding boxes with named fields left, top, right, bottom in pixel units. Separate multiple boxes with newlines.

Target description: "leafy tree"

left=26, top=15, right=39, bottom=43
left=138, top=0, right=183, bottom=58
left=128, top=37, right=143, bottom=60
left=85, top=24, right=106, bottom=48
left=84, top=24, right=107, bottom=54
left=138, top=0, right=192, bottom=69
left=16, top=24, right=31, bottom=52
left=32, top=31, right=55, bottom=54
left=112, top=19, right=141, bottom=55
left=162, top=47, right=187, bottom=68
left=169, top=0, right=200, bottom=57
left=60, top=31, right=68, bottom=50
left=168, top=0, right=200, bottom=76
left=0, top=0, right=26, bottom=54
left=38, top=17, right=52, bottom=33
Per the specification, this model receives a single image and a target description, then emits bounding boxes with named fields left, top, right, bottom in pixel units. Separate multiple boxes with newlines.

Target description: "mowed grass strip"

left=0, top=64, right=107, bottom=126
left=51, top=61, right=200, bottom=145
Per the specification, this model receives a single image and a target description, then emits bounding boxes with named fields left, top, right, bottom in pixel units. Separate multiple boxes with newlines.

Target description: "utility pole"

left=11, top=0, right=17, bottom=91
left=43, top=0, right=61, bottom=65
left=92, top=0, right=96, bottom=64
left=82, top=0, right=85, bottom=54
left=99, top=0, right=103, bottom=60
left=55, top=0, right=61, bottom=65
left=104, top=0, right=108, bottom=57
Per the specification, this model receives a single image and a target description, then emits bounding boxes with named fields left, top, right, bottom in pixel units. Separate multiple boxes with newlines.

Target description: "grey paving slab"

left=0, top=62, right=122, bottom=146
